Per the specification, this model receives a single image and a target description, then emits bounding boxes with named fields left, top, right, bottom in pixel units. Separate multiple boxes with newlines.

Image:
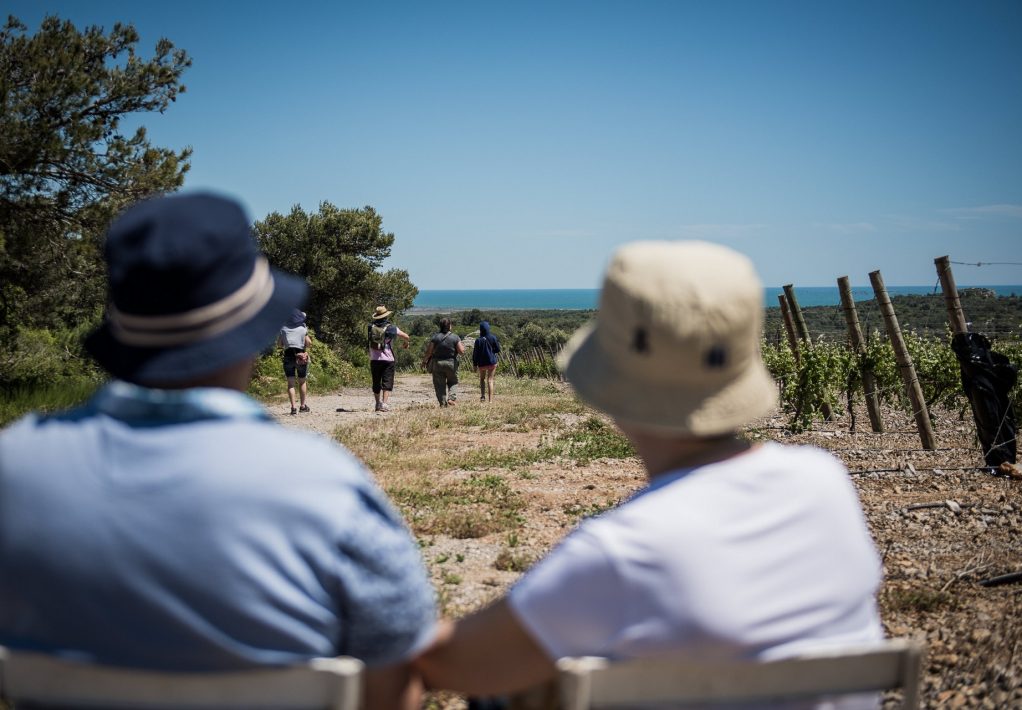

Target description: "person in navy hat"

left=279, top=308, right=312, bottom=415
left=0, top=192, right=436, bottom=710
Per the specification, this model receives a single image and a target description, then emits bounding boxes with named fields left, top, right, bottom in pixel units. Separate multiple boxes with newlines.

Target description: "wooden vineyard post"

left=535, top=347, right=554, bottom=381
left=782, top=284, right=811, bottom=343
left=837, top=276, right=884, bottom=433
left=782, top=284, right=833, bottom=421
left=778, top=294, right=801, bottom=365
left=548, top=346, right=563, bottom=382
left=869, top=270, right=936, bottom=450
left=934, top=256, right=970, bottom=335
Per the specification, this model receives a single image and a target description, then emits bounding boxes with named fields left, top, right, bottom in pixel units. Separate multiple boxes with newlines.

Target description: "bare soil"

left=269, top=374, right=1021, bottom=709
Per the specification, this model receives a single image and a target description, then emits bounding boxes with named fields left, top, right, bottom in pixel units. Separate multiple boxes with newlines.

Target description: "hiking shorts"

left=371, top=360, right=395, bottom=393
left=283, top=350, right=308, bottom=379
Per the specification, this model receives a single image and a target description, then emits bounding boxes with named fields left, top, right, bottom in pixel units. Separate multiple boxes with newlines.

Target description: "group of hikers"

left=0, top=192, right=884, bottom=710
left=283, top=302, right=503, bottom=413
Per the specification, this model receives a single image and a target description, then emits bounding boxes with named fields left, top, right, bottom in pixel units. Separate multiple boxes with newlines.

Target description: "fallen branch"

left=979, top=572, right=1022, bottom=588
left=940, top=554, right=993, bottom=593
left=904, top=500, right=973, bottom=512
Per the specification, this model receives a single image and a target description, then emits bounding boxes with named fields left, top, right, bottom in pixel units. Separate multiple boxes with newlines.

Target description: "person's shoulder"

left=758, top=441, right=845, bottom=473
left=2, top=403, right=98, bottom=435
left=0, top=406, right=99, bottom=462
left=0, top=412, right=44, bottom=443
left=221, top=422, right=376, bottom=486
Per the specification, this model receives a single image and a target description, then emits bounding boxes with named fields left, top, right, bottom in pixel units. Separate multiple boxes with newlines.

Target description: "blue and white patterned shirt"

left=0, top=381, right=436, bottom=670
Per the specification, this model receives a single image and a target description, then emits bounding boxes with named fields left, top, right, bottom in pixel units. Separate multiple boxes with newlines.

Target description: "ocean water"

left=412, top=285, right=1022, bottom=311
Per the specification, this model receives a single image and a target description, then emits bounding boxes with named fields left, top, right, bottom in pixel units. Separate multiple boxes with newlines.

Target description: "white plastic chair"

left=556, top=639, right=924, bottom=709
left=0, top=645, right=363, bottom=709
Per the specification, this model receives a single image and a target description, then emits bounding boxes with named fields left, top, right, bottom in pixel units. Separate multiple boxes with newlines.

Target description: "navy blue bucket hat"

left=287, top=309, right=307, bottom=328
left=86, top=192, right=308, bottom=384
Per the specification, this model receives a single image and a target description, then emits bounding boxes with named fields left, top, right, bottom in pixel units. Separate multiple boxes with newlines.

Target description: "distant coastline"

left=410, top=285, right=1022, bottom=313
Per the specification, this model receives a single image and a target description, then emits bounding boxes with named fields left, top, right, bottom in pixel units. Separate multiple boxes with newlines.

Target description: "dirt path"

left=265, top=373, right=448, bottom=436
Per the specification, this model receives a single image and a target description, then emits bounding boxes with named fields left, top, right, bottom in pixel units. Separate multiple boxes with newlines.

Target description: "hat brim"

left=372, top=310, right=393, bottom=321
left=85, top=268, right=308, bottom=384
left=558, top=322, right=779, bottom=437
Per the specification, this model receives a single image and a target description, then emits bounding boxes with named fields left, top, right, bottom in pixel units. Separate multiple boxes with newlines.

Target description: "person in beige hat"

left=415, top=241, right=883, bottom=704
left=368, top=305, right=410, bottom=412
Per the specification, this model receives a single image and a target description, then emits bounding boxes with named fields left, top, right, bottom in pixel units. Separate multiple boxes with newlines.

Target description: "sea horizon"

left=410, top=285, right=1022, bottom=312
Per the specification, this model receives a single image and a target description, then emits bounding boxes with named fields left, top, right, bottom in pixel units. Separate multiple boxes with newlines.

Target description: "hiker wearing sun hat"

left=368, top=304, right=410, bottom=412
left=0, top=193, right=436, bottom=709
left=415, top=241, right=883, bottom=702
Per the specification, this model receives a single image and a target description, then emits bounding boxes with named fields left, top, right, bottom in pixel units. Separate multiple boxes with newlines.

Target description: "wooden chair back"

left=557, top=639, right=924, bottom=709
left=0, top=646, right=363, bottom=709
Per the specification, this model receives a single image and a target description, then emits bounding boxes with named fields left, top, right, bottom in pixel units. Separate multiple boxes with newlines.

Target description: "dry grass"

left=332, top=378, right=626, bottom=542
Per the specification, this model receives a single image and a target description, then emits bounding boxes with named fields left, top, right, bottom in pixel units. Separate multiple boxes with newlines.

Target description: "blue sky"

left=9, top=1, right=1022, bottom=289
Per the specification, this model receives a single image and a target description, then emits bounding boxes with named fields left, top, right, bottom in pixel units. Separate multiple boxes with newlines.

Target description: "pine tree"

left=0, top=14, right=191, bottom=360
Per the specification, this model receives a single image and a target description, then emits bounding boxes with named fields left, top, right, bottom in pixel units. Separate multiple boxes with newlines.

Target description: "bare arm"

left=413, top=599, right=555, bottom=696
left=456, top=339, right=465, bottom=355
left=364, top=662, right=422, bottom=710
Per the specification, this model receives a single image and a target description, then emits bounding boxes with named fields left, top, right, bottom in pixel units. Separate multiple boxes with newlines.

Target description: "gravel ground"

left=270, top=375, right=1020, bottom=708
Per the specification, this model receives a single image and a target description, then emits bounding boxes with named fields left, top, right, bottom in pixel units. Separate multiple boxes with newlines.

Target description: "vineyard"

left=472, top=328, right=1021, bottom=442
left=761, top=333, right=1022, bottom=435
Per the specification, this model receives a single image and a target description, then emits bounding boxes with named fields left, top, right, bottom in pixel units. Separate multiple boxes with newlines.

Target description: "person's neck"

left=134, top=358, right=256, bottom=392
left=628, top=432, right=753, bottom=481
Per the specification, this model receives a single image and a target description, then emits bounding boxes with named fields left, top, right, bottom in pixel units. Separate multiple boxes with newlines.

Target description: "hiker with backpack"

left=422, top=318, right=465, bottom=407
left=368, top=305, right=409, bottom=413
left=278, top=309, right=312, bottom=415
left=472, top=321, right=501, bottom=402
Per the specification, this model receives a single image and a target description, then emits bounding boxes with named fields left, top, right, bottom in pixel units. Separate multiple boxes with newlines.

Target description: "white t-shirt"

left=509, top=443, right=882, bottom=666
left=280, top=325, right=308, bottom=350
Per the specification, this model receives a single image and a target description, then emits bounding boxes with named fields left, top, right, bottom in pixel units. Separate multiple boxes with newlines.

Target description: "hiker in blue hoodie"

left=472, top=321, right=502, bottom=402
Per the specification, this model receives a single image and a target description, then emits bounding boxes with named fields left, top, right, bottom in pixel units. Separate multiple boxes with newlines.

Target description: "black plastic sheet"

left=951, top=333, right=1018, bottom=466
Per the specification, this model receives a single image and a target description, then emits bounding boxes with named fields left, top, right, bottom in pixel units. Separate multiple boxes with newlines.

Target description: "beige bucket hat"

left=372, top=305, right=393, bottom=321
left=557, top=241, right=778, bottom=436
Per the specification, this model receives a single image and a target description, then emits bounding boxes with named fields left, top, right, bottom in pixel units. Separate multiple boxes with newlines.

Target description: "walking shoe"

left=299, top=405, right=310, bottom=413
left=480, top=395, right=486, bottom=402
left=290, top=407, right=297, bottom=416
left=380, top=403, right=390, bottom=412
left=375, top=401, right=383, bottom=412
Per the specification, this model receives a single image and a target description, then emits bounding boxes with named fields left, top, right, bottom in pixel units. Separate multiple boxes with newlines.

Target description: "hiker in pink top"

left=367, top=305, right=409, bottom=412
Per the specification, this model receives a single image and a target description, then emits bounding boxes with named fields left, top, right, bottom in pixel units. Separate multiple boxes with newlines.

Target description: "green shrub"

left=0, top=324, right=105, bottom=425
left=0, top=378, right=101, bottom=427
left=558, top=416, right=634, bottom=465
left=0, top=324, right=102, bottom=388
